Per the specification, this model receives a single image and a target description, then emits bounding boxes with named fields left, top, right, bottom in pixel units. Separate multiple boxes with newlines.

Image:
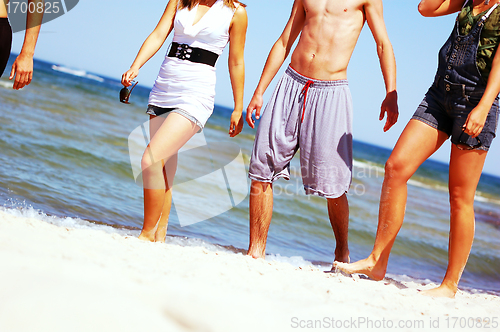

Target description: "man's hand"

left=229, top=110, right=244, bottom=137
left=246, top=93, right=263, bottom=129
left=9, top=53, right=34, bottom=90
left=379, top=90, right=398, bottom=132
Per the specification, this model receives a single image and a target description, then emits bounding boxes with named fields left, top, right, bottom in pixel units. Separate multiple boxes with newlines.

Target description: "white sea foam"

left=353, top=159, right=385, bottom=174
left=0, top=206, right=131, bottom=236
left=51, top=65, right=104, bottom=82
left=0, top=80, right=13, bottom=89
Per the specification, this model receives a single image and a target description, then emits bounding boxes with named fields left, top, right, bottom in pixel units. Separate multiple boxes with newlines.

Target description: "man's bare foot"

left=138, top=229, right=155, bottom=242
left=334, top=250, right=350, bottom=264
left=155, top=227, right=167, bottom=243
left=247, top=245, right=266, bottom=259
left=420, top=284, right=457, bottom=298
left=332, top=256, right=386, bottom=281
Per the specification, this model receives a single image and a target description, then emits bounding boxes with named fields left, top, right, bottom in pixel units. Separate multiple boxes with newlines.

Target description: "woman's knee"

left=384, top=156, right=413, bottom=183
left=449, top=188, right=475, bottom=212
left=141, top=147, right=160, bottom=171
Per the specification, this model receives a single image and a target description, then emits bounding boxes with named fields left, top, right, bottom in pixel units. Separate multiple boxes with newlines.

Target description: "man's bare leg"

left=327, top=194, right=350, bottom=263
left=421, top=145, right=487, bottom=298
left=334, top=120, right=448, bottom=279
left=247, top=180, right=273, bottom=258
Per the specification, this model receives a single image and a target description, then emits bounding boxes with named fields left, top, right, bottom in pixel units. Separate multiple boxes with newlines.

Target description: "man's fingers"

left=255, top=106, right=261, bottom=120
left=9, top=65, right=15, bottom=80
left=246, top=110, right=255, bottom=128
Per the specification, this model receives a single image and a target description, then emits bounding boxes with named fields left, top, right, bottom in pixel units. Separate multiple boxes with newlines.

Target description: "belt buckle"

left=175, top=43, right=193, bottom=60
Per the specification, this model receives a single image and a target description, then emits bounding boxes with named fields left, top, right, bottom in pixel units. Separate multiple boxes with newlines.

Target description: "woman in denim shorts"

left=335, top=0, right=500, bottom=297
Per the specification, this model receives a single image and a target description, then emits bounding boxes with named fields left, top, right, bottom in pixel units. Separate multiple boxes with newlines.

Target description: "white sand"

left=0, top=210, right=499, bottom=332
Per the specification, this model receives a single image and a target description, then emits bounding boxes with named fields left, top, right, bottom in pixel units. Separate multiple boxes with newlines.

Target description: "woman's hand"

left=229, top=110, right=244, bottom=137
left=121, top=68, right=138, bottom=87
left=464, top=104, right=490, bottom=138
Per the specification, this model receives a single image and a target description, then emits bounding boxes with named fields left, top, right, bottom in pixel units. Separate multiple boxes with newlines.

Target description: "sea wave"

left=51, top=65, right=104, bottom=82
left=0, top=80, right=13, bottom=89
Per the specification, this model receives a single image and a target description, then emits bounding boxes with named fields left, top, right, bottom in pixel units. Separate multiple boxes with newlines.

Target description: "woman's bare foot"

left=155, top=227, right=167, bottom=243
left=332, top=256, right=386, bottom=281
left=138, top=229, right=156, bottom=242
left=420, top=284, right=457, bottom=298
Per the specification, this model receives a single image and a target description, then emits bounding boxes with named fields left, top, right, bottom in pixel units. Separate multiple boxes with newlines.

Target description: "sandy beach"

left=0, top=209, right=499, bottom=332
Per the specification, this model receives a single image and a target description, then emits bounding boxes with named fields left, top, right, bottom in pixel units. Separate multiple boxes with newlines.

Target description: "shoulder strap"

left=479, top=2, right=500, bottom=24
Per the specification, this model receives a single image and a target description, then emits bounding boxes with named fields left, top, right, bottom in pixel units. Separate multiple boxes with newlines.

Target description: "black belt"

left=168, top=42, right=218, bottom=67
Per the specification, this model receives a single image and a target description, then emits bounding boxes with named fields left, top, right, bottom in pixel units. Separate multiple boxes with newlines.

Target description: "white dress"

left=148, top=0, right=238, bottom=128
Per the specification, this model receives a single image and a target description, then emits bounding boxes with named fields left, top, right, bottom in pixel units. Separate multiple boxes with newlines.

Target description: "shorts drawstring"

left=301, top=80, right=314, bottom=123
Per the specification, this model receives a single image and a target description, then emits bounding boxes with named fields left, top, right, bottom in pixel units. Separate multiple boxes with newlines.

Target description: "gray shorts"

left=249, top=66, right=353, bottom=198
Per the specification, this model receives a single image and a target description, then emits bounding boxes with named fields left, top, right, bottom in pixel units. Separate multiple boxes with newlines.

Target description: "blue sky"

left=10, top=0, right=500, bottom=177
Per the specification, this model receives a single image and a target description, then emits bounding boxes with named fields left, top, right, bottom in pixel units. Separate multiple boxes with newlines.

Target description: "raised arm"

left=228, top=5, right=248, bottom=137
left=9, top=0, right=43, bottom=90
left=246, top=0, right=305, bottom=128
left=418, top=0, right=464, bottom=17
left=122, top=0, right=178, bottom=87
left=464, top=45, right=500, bottom=138
left=365, top=0, right=398, bottom=132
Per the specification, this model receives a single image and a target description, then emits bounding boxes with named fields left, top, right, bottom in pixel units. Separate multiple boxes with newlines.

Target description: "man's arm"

left=246, top=0, right=305, bottom=128
left=365, top=0, right=398, bottom=132
left=418, top=0, right=464, bottom=17
left=9, top=0, right=43, bottom=90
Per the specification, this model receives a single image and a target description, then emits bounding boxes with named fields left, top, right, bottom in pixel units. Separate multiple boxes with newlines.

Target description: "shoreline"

left=1, top=209, right=499, bottom=332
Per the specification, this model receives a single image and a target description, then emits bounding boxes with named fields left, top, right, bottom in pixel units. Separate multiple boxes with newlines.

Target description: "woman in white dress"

left=121, top=0, right=247, bottom=242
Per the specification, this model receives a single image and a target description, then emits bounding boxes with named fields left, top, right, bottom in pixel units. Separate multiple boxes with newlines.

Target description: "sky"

left=9, top=0, right=500, bottom=177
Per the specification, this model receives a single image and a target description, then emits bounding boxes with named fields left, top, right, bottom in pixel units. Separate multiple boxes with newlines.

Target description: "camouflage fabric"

left=458, top=0, right=500, bottom=81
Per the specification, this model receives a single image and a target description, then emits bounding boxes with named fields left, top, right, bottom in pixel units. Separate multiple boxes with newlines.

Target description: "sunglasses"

left=456, top=130, right=482, bottom=150
left=120, top=81, right=138, bottom=104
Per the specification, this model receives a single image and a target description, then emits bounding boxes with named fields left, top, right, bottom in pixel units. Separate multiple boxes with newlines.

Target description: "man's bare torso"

left=1, top=1, right=9, bottom=18
left=290, top=0, right=367, bottom=80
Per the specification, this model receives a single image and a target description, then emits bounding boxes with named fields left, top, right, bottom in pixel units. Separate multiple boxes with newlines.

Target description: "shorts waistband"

left=285, top=65, right=348, bottom=87
left=0, top=18, right=10, bottom=26
left=433, top=74, right=485, bottom=95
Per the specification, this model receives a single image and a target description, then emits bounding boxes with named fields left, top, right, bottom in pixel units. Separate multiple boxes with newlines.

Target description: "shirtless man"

left=246, top=0, right=398, bottom=263
left=0, top=0, right=43, bottom=90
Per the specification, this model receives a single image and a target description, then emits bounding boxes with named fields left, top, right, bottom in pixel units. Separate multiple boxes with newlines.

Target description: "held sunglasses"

left=120, top=81, right=139, bottom=104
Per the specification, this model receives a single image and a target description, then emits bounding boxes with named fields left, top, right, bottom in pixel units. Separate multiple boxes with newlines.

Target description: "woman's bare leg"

left=334, top=120, right=448, bottom=279
left=421, top=145, right=487, bottom=298
left=139, top=113, right=200, bottom=241
left=154, top=154, right=178, bottom=243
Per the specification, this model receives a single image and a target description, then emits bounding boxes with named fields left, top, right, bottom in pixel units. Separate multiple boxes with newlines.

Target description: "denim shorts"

left=412, top=75, right=499, bottom=151
left=146, top=105, right=202, bottom=132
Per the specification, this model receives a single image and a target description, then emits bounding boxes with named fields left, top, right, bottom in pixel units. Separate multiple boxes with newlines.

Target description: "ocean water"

left=1, top=56, right=499, bottom=294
